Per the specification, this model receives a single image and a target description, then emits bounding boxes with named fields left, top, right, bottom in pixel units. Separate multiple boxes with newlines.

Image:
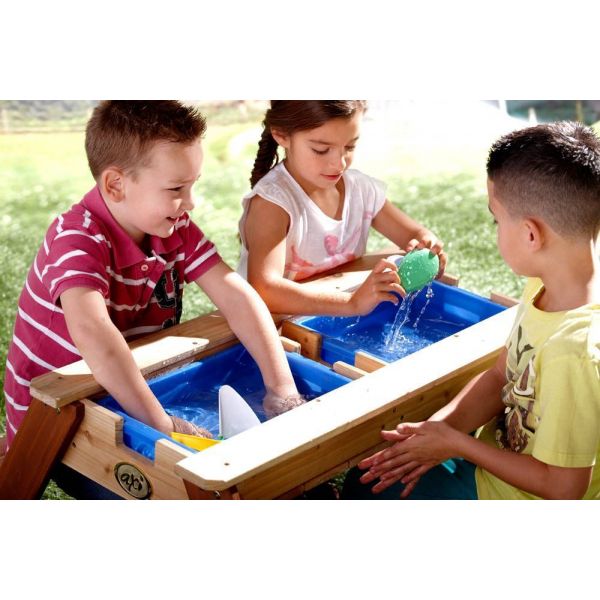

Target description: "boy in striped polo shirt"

left=3, top=101, right=304, bottom=495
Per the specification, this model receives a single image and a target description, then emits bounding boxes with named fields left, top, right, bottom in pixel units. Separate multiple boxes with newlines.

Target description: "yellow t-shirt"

left=475, top=278, right=600, bottom=500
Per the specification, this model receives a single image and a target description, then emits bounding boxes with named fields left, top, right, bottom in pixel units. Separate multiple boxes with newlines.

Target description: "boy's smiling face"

left=111, top=140, right=203, bottom=244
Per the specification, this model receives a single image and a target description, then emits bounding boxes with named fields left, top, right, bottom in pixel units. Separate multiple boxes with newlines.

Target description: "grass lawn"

left=0, top=104, right=524, bottom=499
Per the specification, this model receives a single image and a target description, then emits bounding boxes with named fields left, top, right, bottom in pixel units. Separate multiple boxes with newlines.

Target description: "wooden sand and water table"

left=0, top=251, right=518, bottom=500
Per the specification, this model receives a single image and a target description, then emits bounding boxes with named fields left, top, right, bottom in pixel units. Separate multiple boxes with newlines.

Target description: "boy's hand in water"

left=405, top=230, right=448, bottom=278
left=263, top=392, right=307, bottom=419
left=170, top=415, right=213, bottom=439
left=349, top=258, right=405, bottom=316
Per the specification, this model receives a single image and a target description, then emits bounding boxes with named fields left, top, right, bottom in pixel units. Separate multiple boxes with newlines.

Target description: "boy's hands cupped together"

left=358, top=421, right=460, bottom=497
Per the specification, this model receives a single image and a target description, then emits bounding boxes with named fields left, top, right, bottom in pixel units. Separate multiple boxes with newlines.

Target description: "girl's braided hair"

left=250, top=100, right=367, bottom=188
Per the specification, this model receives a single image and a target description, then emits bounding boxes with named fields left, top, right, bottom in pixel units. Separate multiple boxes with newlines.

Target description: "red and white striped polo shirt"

left=3, top=186, right=221, bottom=447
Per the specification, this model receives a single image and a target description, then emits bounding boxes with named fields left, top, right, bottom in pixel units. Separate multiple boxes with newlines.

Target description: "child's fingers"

left=399, top=477, right=420, bottom=498
left=401, top=463, right=431, bottom=485
left=369, top=272, right=404, bottom=293
left=369, top=461, right=421, bottom=494
left=370, top=271, right=401, bottom=286
left=380, top=430, right=412, bottom=444
left=358, top=427, right=411, bottom=471
left=429, top=239, right=444, bottom=254
left=405, top=238, right=420, bottom=253
left=435, top=250, right=448, bottom=275
left=370, top=477, right=400, bottom=494
left=377, top=292, right=401, bottom=305
left=359, top=469, right=379, bottom=484
left=365, top=280, right=403, bottom=295
left=374, top=282, right=404, bottom=298
left=372, top=258, right=400, bottom=274
left=171, top=415, right=213, bottom=439
left=367, top=283, right=406, bottom=301
left=367, top=445, right=413, bottom=476
left=263, top=392, right=306, bottom=419
left=195, top=426, right=213, bottom=439
left=396, top=422, right=423, bottom=435
left=378, top=460, right=421, bottom=481
left=381, top=281, right=405, bottom=293
left=358, top=450, right=386, bottom=470
left=405, top=236, right=445, bottom=256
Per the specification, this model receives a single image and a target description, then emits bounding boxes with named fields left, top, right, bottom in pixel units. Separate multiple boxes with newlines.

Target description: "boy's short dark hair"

left=85, top=101, right=207, bottom=180
left=487, top=121, right=600, bottom=239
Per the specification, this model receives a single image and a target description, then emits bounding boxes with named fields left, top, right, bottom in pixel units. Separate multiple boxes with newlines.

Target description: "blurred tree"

left=506, top=100, right=600, bottom=125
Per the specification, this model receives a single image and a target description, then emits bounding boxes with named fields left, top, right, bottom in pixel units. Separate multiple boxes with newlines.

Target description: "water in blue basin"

left=295, top=281, right=506, bottom=365
left=96, top=344, right=350, bottom=459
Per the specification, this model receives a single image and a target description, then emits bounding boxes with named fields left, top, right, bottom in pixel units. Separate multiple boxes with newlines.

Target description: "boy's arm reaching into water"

left=61, top=287, right=175, bottom=434
left=194, top=260, right=303, bottom=417
left=244, top=195, right=404, bottom=316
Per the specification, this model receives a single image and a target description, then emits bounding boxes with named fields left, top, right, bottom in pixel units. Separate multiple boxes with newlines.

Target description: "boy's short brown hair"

left=487, top=121, right=600, bottom=239
left=85, top=101, right=207, bottom=180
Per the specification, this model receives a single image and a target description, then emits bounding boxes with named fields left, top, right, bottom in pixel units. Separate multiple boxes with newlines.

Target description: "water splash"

left=383, top=284, right=436, bottom=353
left=383, top=290, right=419, bottom=350
left=345, top=315, right=361, bottom=333
left=412, top=282, right=434, bottom=329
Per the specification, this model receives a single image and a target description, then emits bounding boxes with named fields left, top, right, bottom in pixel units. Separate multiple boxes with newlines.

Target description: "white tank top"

left=237, top=162, right=386, bottom=281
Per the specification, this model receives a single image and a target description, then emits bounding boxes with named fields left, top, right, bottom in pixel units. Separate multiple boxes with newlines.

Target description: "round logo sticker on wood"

left=114, top=463, right=152, bottom=499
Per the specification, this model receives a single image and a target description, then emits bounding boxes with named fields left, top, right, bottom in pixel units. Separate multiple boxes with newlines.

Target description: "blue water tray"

left=295, top=281, right=506, bottom=365
left=96, top=344, right=351, bottom=460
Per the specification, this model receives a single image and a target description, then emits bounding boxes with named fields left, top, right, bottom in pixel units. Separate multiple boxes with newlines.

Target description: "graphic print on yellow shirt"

left=475, top=278, right=600, bottom=500
left=495, top=324, right=538, bottom=454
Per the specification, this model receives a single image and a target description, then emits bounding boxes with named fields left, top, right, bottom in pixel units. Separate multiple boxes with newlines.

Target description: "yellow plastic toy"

left=170, top=432, right=220, bottom=451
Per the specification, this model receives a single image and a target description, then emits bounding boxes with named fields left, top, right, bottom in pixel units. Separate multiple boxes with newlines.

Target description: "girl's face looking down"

left=272, top=110, right=363, bottom=195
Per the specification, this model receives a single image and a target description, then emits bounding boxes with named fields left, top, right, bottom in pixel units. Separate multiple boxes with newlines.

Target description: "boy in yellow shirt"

left=344, top=121, right=600, bottom=500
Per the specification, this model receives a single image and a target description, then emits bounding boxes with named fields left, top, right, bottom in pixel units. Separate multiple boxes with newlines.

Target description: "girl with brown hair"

left=237, top=100, right=446, bottom=316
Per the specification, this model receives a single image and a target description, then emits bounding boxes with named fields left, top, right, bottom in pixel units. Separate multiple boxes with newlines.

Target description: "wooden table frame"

left=0, top=252, right=518, bottom=499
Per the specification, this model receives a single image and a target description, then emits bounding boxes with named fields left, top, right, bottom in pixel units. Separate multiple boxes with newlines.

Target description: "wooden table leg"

left=0, top=435, right=6, bottom=469
left=0, top=399, right=84, bottom=499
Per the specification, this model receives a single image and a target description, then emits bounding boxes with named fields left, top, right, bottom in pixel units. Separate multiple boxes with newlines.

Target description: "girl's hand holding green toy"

left=396, top=249, right=441, bottom=293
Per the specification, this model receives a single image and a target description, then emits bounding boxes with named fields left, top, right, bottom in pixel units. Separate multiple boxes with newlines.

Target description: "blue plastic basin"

left=96, top=344, right=351, bottom=460
left=295, top=281, right=506, bottom=365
